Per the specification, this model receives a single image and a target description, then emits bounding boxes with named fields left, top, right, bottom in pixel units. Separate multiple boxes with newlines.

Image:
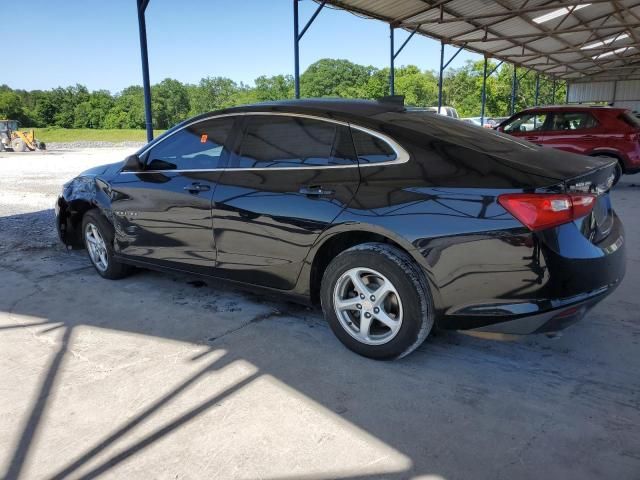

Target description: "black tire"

left=320, top=242, right=434, bottom=360
left=613, top=162, right=623, bottom=185
left=81, top=210, right=133, bottom=280
left=11, top=138, right=27, bottom=152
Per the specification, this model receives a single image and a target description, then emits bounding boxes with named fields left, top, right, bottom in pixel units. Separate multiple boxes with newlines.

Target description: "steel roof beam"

left=494, top=0, right=607, bottom=76
left=444, top=2, right=640, bottom=45
left=453, top=24, right=640, bottom=43
left=320, top=0, right=640, bottom=81
left=400, top=0, right=614, bottom=26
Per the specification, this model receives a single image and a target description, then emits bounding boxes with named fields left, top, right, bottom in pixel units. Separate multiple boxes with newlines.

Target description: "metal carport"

left=135, top=0, right=640, bottom=141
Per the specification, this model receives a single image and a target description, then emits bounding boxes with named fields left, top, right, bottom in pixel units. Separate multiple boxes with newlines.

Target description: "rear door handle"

left=299, top=185, right=335, bottom=196
left=184, top=183, right=210, bottom=193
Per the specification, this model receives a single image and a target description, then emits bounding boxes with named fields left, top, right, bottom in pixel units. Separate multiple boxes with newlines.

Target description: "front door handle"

left=184, top=183, right=210, bottom=193
left=299, top=185, right=335, bottom=196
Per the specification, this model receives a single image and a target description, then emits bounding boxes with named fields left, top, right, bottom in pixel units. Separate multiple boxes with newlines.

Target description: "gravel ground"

left=0, top=148, right=135, bottom=252
left=45, top=141, right=146, bottom=150
left=1, top=148, right=639, bottom=480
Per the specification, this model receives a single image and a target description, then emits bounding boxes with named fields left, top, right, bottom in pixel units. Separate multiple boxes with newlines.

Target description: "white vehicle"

left=462, top=117, right=483, bottom=127
left=407, top=106, right=460, bottom=119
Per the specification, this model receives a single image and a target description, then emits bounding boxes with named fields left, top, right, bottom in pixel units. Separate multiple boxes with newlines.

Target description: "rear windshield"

left=620, top=112, right=640, bottom=129
left=383, top=110, right=540, bottom=155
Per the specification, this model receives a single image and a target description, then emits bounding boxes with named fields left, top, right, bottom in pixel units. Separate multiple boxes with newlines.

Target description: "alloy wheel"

left=85, top=223, right=109, bottom=272
left=333, top=267, right=403, bottom=345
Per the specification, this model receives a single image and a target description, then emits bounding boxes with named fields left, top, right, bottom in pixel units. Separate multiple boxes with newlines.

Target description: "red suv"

left=497, top=105, right=640, bottom=180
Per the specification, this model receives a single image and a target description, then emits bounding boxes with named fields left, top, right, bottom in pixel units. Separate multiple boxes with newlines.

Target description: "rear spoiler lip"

left=564, top=159, right=617, bottom=195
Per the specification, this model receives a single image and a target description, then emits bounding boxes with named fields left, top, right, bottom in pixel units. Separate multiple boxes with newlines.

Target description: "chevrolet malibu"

left=56, top=99, right=625, bottom=359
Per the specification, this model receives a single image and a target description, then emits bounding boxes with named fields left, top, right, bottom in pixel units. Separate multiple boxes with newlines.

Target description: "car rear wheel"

left=320, top=242, right=434, bottom=360
left=82, top=210, right=133, bottom=280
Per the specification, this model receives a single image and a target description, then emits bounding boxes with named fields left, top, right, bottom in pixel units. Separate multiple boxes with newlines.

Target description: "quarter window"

left=549, top=112, right=598, bottom=131
left=145, top=117, right=234, bottom=171
left=351, top=128, right=397, bottom=164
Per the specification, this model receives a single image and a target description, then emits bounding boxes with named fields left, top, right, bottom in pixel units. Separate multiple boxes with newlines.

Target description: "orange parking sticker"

left=200, top=134, right=208, bottom=143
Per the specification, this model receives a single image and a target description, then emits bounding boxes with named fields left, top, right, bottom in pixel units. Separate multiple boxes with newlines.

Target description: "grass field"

left=27, top=128, right=165, bottom=143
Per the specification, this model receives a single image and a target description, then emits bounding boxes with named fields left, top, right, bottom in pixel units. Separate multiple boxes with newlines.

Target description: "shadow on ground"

left=1, top=208, right=639, bottom=480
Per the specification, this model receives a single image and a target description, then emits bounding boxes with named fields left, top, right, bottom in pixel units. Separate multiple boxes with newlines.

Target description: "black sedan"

left=56, top=99, right=625, bottom=359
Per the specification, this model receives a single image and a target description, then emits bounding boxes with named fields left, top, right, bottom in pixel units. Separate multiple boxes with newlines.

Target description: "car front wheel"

left=320, top=242, right=434, bottom=360
left=82, top=210, right=132, bottom=280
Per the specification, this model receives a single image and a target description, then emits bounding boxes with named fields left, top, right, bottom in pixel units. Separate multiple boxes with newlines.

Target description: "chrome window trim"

left=123, top=111, right=410, bottom=175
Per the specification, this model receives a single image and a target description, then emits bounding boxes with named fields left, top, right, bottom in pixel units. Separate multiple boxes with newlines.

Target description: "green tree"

left=0, top=90, right=25, bottom=122
left=188, top=77, right=240, bottom=116
left=47, top=85, right=90, bottom=127
left=253, top=75, right=294, bottom=101
left=152, top=78, right=190, bottom=128
left=104, top=86, right=145, bottom=129
left=73, top=90, right=114, bottom=128
left=300, top=59, right=374, bottom=98
left=394, top=66, right=438, bottom=106
left=0, top=58, right=570, bottom=129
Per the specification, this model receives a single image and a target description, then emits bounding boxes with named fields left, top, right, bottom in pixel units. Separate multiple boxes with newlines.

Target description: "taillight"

left=498, top=193, right=596, bottom=231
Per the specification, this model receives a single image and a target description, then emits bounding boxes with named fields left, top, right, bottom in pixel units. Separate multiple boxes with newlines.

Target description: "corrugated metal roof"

left=319, top=0, right=640, bottom=81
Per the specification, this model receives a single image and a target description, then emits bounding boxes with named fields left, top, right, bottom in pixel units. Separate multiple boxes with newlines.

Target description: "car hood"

left=78, top=160, right=123, bottom=177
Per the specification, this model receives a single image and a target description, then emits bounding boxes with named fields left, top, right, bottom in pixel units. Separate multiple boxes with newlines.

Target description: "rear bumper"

left=435, top=211, right=626, bottom=335
left=453, top=286, right=615, bottom=335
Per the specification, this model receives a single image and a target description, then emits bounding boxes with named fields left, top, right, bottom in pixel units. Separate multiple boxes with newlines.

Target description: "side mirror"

left=122, top=154, right=142, bottom=172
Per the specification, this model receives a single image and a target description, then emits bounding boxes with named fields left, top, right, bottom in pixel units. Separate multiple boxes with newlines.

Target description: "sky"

left=6, top=0, right=479, bottom=93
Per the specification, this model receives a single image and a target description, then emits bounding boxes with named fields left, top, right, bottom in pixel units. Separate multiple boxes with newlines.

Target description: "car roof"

left=520, top=104, right=627, bottom=113
left=219, top=98, right=405, bottom=119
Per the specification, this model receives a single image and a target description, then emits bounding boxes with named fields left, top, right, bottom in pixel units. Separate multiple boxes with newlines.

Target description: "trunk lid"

left=564, top=159, right=617, bottom=243
left=487, top=137, right=613, bottom=180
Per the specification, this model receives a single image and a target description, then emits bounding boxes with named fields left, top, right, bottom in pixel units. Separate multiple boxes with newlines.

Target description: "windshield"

left=0, top=120, right=18, bottom=131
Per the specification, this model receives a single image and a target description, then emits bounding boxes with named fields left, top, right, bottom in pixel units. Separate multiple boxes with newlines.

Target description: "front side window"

left=549, top=112, right=598, bottom=131
left=351, top=128, right=397, bottom=164
left=233, top=115, right=355, bottom=168
left=145, top=117, right=235, bottom=171
left=503, top=113, right=549, bottom=133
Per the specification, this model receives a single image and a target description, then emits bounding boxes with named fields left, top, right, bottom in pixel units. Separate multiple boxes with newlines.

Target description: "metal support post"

left=137, top=0, right=153, bottom=142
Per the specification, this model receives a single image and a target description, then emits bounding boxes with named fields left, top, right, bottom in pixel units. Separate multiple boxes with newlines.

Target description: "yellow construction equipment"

left=0, top=120, right=46, bottom=152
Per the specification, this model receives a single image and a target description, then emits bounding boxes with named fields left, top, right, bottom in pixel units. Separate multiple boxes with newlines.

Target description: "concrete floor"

left=1, top=149, right=639, bottom=480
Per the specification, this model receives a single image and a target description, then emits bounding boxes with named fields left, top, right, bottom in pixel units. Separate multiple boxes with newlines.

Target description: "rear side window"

left=145, top=117, right=234, bottom=170
left=234, top=115, right=356, bottom=168
left=351, top=128, right=397, bottom=164
left=549, top=112, right=598, bottom=131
